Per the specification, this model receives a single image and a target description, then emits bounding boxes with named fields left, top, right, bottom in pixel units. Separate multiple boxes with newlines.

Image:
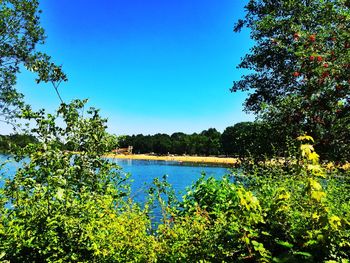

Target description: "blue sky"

left=15, top=0, right=254, bottom=135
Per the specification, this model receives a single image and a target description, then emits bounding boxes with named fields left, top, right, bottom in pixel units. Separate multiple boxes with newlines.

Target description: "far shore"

left=103, top=153, right=239, bottom=166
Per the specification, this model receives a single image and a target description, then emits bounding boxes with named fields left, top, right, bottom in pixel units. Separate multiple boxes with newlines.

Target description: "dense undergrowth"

left=0, top=102, right=349, bottom=262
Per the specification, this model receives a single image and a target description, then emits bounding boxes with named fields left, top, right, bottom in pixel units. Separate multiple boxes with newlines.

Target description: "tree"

left=0, top=133, right=38, bottom=152
left=0, top=100, right=158, bottom=261
left=200, top=128, right=222, bottom=156
left=171, top=132, right=188, bottom=155
left=0, top=0, right=67, bottom=126
left=233, top=0, right=350, bottom=160
left=153, top=134, right=172, bottom=155
left=221, top=122, right=282, bottom=158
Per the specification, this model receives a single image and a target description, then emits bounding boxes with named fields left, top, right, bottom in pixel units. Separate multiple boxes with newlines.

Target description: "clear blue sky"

left=15, top=0, right=254, bottom=135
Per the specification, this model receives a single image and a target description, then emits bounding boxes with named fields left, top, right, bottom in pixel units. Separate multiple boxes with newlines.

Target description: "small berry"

left=309, top=34, right=316, bottom=42
left=322, top=72, right=329, bottom=78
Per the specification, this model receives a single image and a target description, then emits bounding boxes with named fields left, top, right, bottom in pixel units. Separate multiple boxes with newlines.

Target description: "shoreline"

left=103, top=153, right=239, bottom=166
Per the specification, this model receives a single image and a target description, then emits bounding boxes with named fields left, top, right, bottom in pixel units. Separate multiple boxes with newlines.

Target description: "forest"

left=119, top=122, right=283, bottom=158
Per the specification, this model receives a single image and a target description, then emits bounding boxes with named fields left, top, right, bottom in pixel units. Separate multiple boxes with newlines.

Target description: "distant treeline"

left=119, top=122, right=287, bottom=157
left=0, top=134, right=38, bottom=153
left=0, top=122, right=288, bottom=158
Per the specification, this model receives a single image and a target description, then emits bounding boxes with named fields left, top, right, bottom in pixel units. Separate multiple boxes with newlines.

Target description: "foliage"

left=155, top=136, right=350, bottom=262
left=242, top=136, right=350, bottom=262
left=2, top=103, right=349, bottom=262
left=1, top=0, right=350, bottom=262
left=120, top=125, right=285, bottom=158
left=0, top=133, right=38, bottom=153
left=120, top=121, right=292, bottom=159
left=0, top=0, right=67, bottom=125
left=0, top=101, right=158, bottom=262
left=119, top=128, right=222, bottom=156
left=233, top=0, right=350, bottom=160
left=221, top=121, right=285, bottom=158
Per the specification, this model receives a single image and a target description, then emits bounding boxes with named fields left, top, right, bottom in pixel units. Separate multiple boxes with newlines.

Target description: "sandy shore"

left=103, top=153, right=239, bottom=166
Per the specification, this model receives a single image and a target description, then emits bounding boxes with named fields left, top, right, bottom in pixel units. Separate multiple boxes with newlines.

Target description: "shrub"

left=0, top=101, right=157, bottom=262
left=0, top=101, right=349, bottom=262
left=157, top=135, right=350, bottom=262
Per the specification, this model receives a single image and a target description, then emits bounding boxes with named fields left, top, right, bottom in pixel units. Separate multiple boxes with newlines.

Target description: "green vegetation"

left=221, top=122, right=286, bottom=158
left=1, top=108, right=349, bottom=261
left=233, top=0, right=350, bottom=160
left=0, top=134, right=38, bottom=153
left=120, top=123, right=289, bottom=158
left=0, top=0, right=67, bottom=125
left=0, top=100, right=155, bottom=262
left=166, top=136, right=350, bottom=262
left=0, top=121, right=296, bottom=159
left=0, top=0, right=349, bottom=262
left=119, top=128, right=222, bottom=156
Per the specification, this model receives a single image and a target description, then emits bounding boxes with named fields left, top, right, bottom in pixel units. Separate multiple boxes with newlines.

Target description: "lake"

left=0, top=154, right=231, bottom=203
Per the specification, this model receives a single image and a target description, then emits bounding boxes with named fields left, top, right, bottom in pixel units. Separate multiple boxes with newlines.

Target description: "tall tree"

left=171, top=132, right=188, bottom=155
left=233, top=0, right=350, bottom=160
left=221, top=122, right=277, bottom=158
left=200, top=128, right=222, bottom=155
left=0, top=0, right=67, bottom=127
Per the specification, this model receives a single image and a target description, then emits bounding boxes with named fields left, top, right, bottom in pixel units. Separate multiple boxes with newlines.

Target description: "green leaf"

left=275, top=240, right=294, bottom=248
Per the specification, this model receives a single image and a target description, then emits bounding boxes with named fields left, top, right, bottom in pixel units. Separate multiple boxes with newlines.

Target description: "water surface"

left=111, top=158, right=230, bottom=202
left=0, top=154, right=231, bottom=201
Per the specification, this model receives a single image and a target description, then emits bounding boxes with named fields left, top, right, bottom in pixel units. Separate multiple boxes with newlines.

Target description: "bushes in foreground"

left=164, top=137, right=350, bottom=262
left=0, top=102, right=349, bottom=262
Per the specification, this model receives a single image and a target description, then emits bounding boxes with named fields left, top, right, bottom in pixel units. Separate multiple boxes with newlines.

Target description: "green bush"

left=0, top=102, right=349, bottom=262
left=157, top=135, right=350, bottom=262
left=0, top=101, right=157, bottom=262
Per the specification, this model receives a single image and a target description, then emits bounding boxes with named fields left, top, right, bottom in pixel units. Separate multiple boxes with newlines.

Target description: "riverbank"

left=103, top=153, right=239, bottom=165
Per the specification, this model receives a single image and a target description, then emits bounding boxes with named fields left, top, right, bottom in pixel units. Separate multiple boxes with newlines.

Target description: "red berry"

left=309, top=56, right=315, bottom=61
left=293, top=71, right=300, bottom=77
left=309, top=34, right=316, bottom=42
left=293, top=33, right=300, bottom=41
left=317, top=56, right=323, bottom=62
left=323, top=63, right=329, bottom=68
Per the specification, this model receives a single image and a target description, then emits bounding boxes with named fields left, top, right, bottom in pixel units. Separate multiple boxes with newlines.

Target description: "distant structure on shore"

left=112, top=146, right=133, bottom=155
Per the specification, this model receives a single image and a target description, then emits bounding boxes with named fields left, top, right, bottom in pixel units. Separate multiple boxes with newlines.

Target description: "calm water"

left=112, top=158, right=230, bottom=203
left=0, top=154, right=231, bottom=202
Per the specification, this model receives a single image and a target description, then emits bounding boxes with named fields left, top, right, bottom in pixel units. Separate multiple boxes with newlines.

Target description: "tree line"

left=0, top=121, right=284, bottom=158
left=0, top=120, right=328, bottom=159
left=119, top=122, right=288, bottom=157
